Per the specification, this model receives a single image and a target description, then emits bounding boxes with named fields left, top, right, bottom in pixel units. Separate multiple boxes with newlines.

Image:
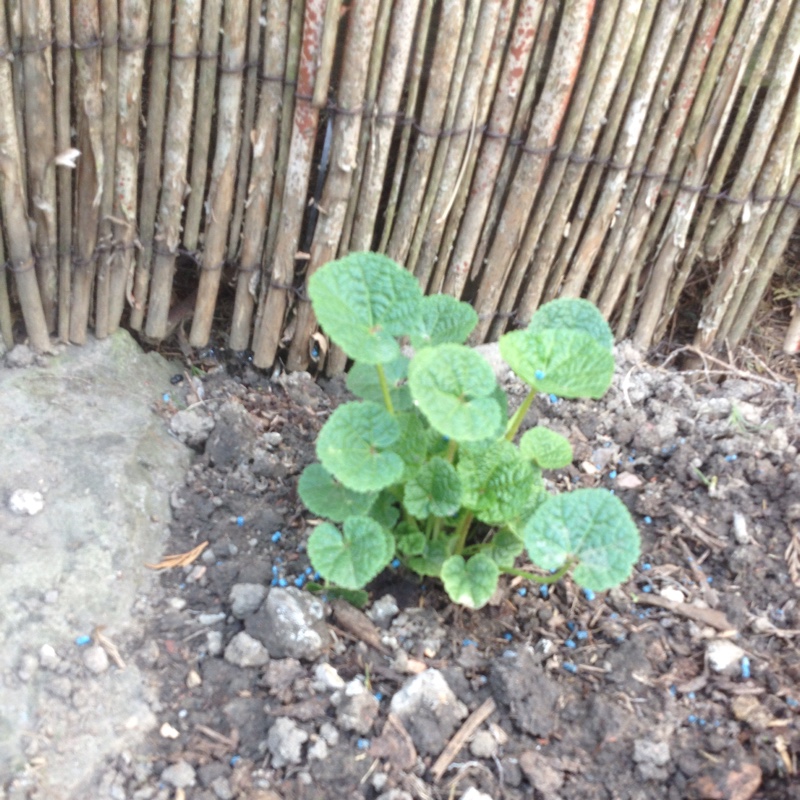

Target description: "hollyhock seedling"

left=298, top=252, right=640, bottom=609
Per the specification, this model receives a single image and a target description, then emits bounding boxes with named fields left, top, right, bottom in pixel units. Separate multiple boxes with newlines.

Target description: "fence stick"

left=488, top=0, right=621, bottom=340
left=469, top=0, right=595, bottom=344
left=8, top=4, right=28, bottom=201
left=68, top=0, right=104, bottom=344
left=429, top=0, right=514, bottom=294
left=229, top=0, right=291, bottom=351
left=632, top=0, right=776, bottom=349
left=411, top=0, right=501, bottom=290
left=21, top=0, right=57, bottom=330
left=129, top=0, right=170, bottom=330
left=108, top=0, right=150, bottom=333
left=0, top=237, right=12, bottom=347
left=227, top=0, right=265, bottom=262
left=143, top=0, right=202, bottom=340
left=94, top=0, right=119, bottom=338
left=183, top=0, right=223, bottom=252
left=251, top=0, right=328, bottom=369
left=286, top=0, right=381, bottom=372
left=385, top=0, right=465, bottom=265
left=0, top=4, right=49, bottom=351
left=190, top=0, right=249, bottom=347
left=442, top=0, right=544, bottom=299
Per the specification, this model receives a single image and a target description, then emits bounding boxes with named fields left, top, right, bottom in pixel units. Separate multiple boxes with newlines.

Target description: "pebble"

left=8, top=489, right=45, bottom=516
left=469, top=729, right=498, bottom=759
left=169, top=408, right=215, bottom=447
left=83, top=645, right=110, bottom=674
left=336, top=678, right=380, bottom=734
left=159, top=722, right=180, bottom=739
left=706, top=639, right=746, bottom=674
left=266, top=717, right=308, bottom=767
left=367, top=594, right=400, bottom=628
left=210, top=776, right=234, bottom=800
left=206, top=631, right=224, bottom=657
left=160, top=760, right=196, bottom=789
left=229, top=583, right=267, bottom=618
left=199, top=613, right=227, bottom=625
left=224, top=632, right=270, bottom=668
left=167, top=597, right=187, bottom=611
left=307, top=738, right=329, bottom=761
left=659, top=586, right=685, bottom=604
left=186, top=669, right=202, bottom=688
left=313, top=662, right=345, bottom=691
left=319, top=721, right=340, bottom=747
left=732, top=512, right=750, bottom=545
left=39, top=644, right=60, bottom=670
left=460, top=789, right=493, bottom=800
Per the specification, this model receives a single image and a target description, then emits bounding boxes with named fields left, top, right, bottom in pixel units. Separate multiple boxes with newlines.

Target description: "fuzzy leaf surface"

left=441, top=554, right=499, bottom=609
left=407, top=538, right=449, bottom=577
left=307, top=516, right=395, bottom=590
left=370, top=490, right=401, bottom=529
left=309, top=253, right=422, bottom=364
left=520, top=427, right=573, bottom=469
left=408, top=344, right=503, bottom=441
left=396, top=523, right=426, bottom=556
left=298, top=463, right=376, bottom=522
left=403, top=457, right=462, bottom=519
left=410, top=294, right=478, bottom=349
left=317, top=401, right=404, bottom=491
left=522, top=488, right=640, bottom=591
left=458, top=439, right=537, bottom=524
left=500, top=299, right=614, bottom=398
left=346, top=357, right=413, bottom=411
left=486, top=529, right=525, bottom=569
left=391, top=412, right=429, bottom=481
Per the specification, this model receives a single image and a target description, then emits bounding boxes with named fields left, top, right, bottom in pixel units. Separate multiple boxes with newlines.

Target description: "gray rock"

left=469, top=729, right=498, bottom=759
left=206, top=631, right=224, bottom=657
left=210, top=776, right=234, bottom=800
left=229, top=583, right=267, bottom=618
left=267, top=717, right=308, bottom=767
left=367, top=594, right=400, bottom=629
left=5, top=344, right=36, bottom=368
left=160, top=760, right=197, bottom=789
left=83, top=645, right=110, bottom=675
left=39, top=644, right=60, bottom=670
left=319, top=721, right=339, bottom=747
left=313, top=662, right=345, bottom=691
left=205, top=401, right=258, bottom=468
left=245, top=587, right=331, bottom=661
left=376, top=791, right=414, bottom=800
left=307, top=738, right=329, bottom=761
left=519, top=750, right=564, bottom=794
left=336, top=679, right=380, bottom=734
left=169, top=408, right=215, bottom=447
left=389, top=669, right=468, bottom=756
left=633, top=738, right=671, bottom=781
left=459, top=790, right=493, bottom=800
left=224, top=632, right=270, bottom=668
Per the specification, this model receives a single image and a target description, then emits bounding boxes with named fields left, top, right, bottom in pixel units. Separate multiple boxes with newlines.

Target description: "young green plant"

left=297, top=252, right=640, bottom=609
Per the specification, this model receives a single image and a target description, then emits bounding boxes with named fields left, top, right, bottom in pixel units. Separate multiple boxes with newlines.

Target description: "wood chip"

left=431, top=697, right=496, bottom=782
left=633, top=593, right=735, bottom=633
left=369, top=712, right=417, bottom=771
left=331, top=599, right=390, bottom=655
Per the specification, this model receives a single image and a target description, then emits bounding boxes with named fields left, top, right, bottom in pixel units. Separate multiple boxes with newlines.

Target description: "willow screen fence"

left=0, top=0, right=799, bottom=373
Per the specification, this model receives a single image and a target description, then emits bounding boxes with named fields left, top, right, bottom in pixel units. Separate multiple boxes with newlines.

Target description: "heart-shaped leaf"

left=408, top=344, right=504, bottom=441
left=346, top=357, right=413, bottom=411
left=406, top=538, right=449, bottom=577
left=298, top=463, right=376, bottom=522
left=486, top=529, right=525, bottom=569
left=441, top=554, right=499, bottom=609
left=520, top=427, right=573, bottom=469
left=403, top=457, right=462, bottom=519
left=317, top=401, right=404, bottom=491
left=396, top=522, right=426, bottom=556
left=307, top=516, right=395, bottom=590
left=522, top=488, right=640, bottom=591
left=369, top=490, right=400, bottom=529
left=410, top=294, right=478, bottom=349
left=458, top=439, right=538, bottom=524
left=500, top=298, right=614, bottom=398
left=309, top=252, right=422, bottom=364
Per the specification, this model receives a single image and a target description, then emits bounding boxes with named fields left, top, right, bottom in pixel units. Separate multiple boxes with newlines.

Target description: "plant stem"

left=501, top=558, right=575, bottom=585
left=505, top=387, right=536, bottom=441
left=445, top=438, right=458, bottom=462
left=376, top=363, right=395, bottom=414
left=453, top=510, right=474, bottom=554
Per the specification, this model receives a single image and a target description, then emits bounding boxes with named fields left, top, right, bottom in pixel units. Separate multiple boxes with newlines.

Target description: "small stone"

left=245, top=587, right=331, bottom=661
left=634, top=738, right=671, bottom=780
left=18, top=654, right=39, bottom=682
left=519, top=750, right=564, bottom=794
left=659, top=586, right=685, bottom=604
left=367, top=594, right=400, bottom=628
left=307, top=738, right=329, bottom=761
left=459, top=789, right=493, bottom=800
left=83, top=645, right=110, bottom=674
left=267, top=717, right=308, bottom=767
left=229, top=583, right=267, bottom=618
left=160, top=760, right=196, bottom=789
left=732, top=512, right=750, bottom=545
left=199, top=612, right=227, bottom=625
left=8, top=489, right=45, bottom=515
left=186, top=669, right=202, bottom=688
left=336, top=678, right=380, bottom=734
left=39, top=644, right=60, bottom=670
left=706, top=639, right=745, bottom=674
left=210, top=776, right=234, bottom=800
left=169, top=408, right=215, bottom=447
left=376, top=792, right=413, bottom=800
left=319, top=721, right=339, bottom=746
left=469, top=729, right=498, bottom=759
left=167, top=597, right=187, bottom=611
left=5, top=344, right=35, bottom=368
left=224, top=632, right=270, bottom=668
left=389, top=669, right=468, bottom=756
left=313, top=662, right=345, bottom=691
left=43, top=589, right=59, bottom=604
left=206, top=631, right=224, bottom=656
left=160, top=722, right=181, bottom=739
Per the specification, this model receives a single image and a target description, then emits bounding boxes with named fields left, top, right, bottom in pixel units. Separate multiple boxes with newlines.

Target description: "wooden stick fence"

left=0, top=0, right=798, bottom=372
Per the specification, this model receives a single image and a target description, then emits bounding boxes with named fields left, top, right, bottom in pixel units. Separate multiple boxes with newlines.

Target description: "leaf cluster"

left=298, top=252, right=640, bottom=609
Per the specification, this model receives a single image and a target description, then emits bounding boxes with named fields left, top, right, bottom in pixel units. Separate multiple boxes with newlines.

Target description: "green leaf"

left=370, top=490, right=401, bottom=529
left=507, top=484, right=550, bottom=537
left=403, top=457, right=462, bottom=519
left=407, top=538, right=449, bottom=577
left=410, top=294, right=478, bottom=349
left=486, top=529, right=525, bottom=569
left=309, top=252, right=423, bottom=364
left=408, top=344, right=504, bottom=441
left=396, top=522, right=426, bottom=556
left=306, top=582, right=370, bottom=608
left=298, top=463, right=376, bottom=522
left=519, top=427, right=573, bottom=469
left=317, top=401, right=404, bottom=491
left=392, top=412, right=429, bottom=481
left=441, top=554, right=499, bottom=609
left=458, top=439, right=537, bottom=524
left=499, top=299, right=614, bottom=398
left=346, top=357, right=413, bottom=412
left=522, top=488, right=640, bottom=591
left=307, top=516, right=395, bottom=590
